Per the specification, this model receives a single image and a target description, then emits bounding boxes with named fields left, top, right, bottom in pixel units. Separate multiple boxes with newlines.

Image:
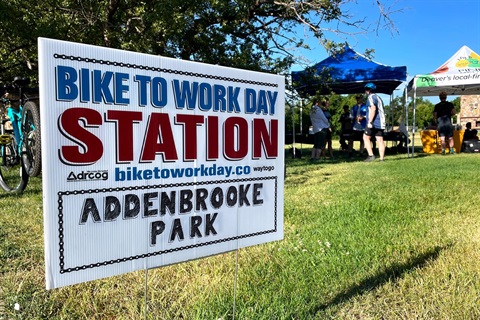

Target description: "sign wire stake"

left=144, top=268, right=149, bottom=320
left=233, top=248, right=239, bottom=320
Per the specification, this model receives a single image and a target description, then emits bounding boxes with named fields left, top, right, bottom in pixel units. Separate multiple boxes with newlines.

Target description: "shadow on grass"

left=381, top=152, right=430, bottom=162
left=310, top=244, right=450, bottom=314
left=285, top=151, right=431, bottom=165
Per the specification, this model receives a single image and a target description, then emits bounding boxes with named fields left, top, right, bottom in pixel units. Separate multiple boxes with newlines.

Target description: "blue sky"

left=290, top=0, right=480, bottom=99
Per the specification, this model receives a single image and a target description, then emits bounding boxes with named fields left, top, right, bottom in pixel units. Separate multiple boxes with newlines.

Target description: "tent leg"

left=412, top=89, right=417, bottom=157
left=404, top=87, right=410, bottom=158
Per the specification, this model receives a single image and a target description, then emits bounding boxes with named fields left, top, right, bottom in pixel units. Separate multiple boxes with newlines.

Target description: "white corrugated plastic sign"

left=39, top=38, right=285, bottom=289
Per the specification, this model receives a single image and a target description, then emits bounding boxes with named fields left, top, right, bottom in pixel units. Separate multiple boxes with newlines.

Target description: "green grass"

left=1, top=145, right=480, bottom=319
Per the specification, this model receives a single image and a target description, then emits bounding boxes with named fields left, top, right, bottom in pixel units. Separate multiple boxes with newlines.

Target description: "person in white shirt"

left=363, top=83, right=386, bottom=162
left=309, top=100, right=330, bottom=160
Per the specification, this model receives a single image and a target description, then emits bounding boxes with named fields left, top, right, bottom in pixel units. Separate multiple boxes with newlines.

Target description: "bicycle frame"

left=0, top=107, right=27, bottom=192
left=0, top=98, right=17, bottom=164
left=0, top=80, right=33, bottom=192
left=5, top=101, right=23, bottom=154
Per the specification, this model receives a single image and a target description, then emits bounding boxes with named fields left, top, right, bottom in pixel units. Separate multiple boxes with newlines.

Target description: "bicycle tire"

left=0, top=135, right=29, bottom=193
left=21, top=101, right=42, bottom=177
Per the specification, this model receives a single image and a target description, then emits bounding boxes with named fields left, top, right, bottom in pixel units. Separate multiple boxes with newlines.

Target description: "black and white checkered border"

left=56, top=176, right=278, bottom=273
left=53, top=54, right=279, bottom=88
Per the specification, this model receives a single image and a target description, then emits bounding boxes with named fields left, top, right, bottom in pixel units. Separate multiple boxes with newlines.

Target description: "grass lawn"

left=1, top=143, right=480, bottom=319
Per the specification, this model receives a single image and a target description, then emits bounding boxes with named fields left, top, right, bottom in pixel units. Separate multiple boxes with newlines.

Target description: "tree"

left=0, top=0, right=401, bottom=84
left=286, top=93, right=361, bottom=140
left=451, top=97, right=461, bottom=123
left=414, top=98, right=435, bottom=129
left=408, top=96, right=461, bottom=129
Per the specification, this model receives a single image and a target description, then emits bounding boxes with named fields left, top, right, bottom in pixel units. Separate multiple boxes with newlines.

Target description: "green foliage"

left=389, top=96, right=436, bottom=129
left=390, top=96, right=461, bottom=130
left=286, top=93, right=383, bottom=139
left=0, top=0, right=398, bottom=85
left=414, top=98, right=435, bottom=128
left=451, top=96, right=461, bottom=122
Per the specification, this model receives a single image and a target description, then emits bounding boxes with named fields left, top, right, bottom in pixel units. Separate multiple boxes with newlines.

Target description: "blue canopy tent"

left=291, top=46, right=407, bottom=95
left=288, top=46, right=407, bottom=157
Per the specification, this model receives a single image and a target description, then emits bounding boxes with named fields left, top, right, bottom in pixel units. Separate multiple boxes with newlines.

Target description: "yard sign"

left=39, top=38, right=285, bottom=289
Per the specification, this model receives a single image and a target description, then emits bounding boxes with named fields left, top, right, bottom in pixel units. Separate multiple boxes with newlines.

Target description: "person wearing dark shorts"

left=363, top=83, right=386, bottom=162
left=348, top=95, right=367, bottom=158
left=339, top=105, right=352, bottom=151
left=309, top=101, right=330, bottom=160
left=314, top=129, right=328, bottom=152
left=320, top=99, right=334, bottom=160
left=433, top=91, right=456, bottom=154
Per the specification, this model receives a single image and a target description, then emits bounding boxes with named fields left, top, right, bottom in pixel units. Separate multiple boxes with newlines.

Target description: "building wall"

left=460, top=95, right=480, bottom=129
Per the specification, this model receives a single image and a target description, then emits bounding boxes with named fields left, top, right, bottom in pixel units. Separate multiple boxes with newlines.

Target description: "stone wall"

left=460, top=95, right=480, bottom=129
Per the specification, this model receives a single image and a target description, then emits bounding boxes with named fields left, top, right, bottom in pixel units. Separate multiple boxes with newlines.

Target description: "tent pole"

left=390, top=94, right=394, bottom=145
left=292, top=102, right=296, bottom=159
left=405, top=87, right=410, bottom=158
left=300, top=100, right=303, bottom=156
left=412, top=87, right=417, bottom=158
left=390, top=94, right=393, bottom=131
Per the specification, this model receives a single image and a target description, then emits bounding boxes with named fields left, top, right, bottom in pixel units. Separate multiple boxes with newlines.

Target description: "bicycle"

left=0, top=77, right=41, bottom=193
left=0, top=82, right=28, bottom=192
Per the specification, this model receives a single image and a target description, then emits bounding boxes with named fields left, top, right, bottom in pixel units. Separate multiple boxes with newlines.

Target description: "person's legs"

left=348, top=139, right=354, bottom=155
left=339, top=132, right=347, bottom=151
left=445, top=123, right=456, bottom=154
left=376, top=135, right=385, bottom=160
left=312, top=130, right=327, bottom=159
left=348, top=131, right=363, bottom=157
left=327, top=138, right=333, bottom=158
left=363, top=134, right=376, bottom=162
left=311, top=132, right=321, bottom=159
left=448, top=137, right=454, bottom=148
left=448, top=135, right=455, bottom=154
left=439, top=135, right=446, bottom=154
left=439, top=135, right=446, bottom=148
left=321, top=130, right=331, bottom=158
left=363, top=132, right=374, bottom=156
left=437, top=120, right=449, bottom=154
left=348, top=131, right=357, bottom=157
left=319, top=130, right=327, bottom=159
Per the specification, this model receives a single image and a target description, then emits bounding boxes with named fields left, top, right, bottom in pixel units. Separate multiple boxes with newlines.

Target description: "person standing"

left=339, top=105, right=352, bottom=152
left=363, top=83, right=386, bottom=162
left=320, top=99, right=334, bottom=160
left=433, top=91, right=456, bottom=154
left=348, top=94, right=367, bottom=158
left=309, top=100, right=330, bottom=160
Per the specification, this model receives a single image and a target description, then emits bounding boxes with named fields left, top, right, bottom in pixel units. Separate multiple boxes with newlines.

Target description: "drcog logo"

left=67, top=170, right=108, bottom=182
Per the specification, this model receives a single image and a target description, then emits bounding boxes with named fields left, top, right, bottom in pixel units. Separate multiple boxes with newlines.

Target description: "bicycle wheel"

left=21, top=101, right=42, bottom=177
left=0, top=134, right=29, bottom=193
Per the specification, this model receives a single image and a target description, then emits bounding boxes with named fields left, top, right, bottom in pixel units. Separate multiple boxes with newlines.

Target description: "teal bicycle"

left=0, top=77, right=41, bottom=193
